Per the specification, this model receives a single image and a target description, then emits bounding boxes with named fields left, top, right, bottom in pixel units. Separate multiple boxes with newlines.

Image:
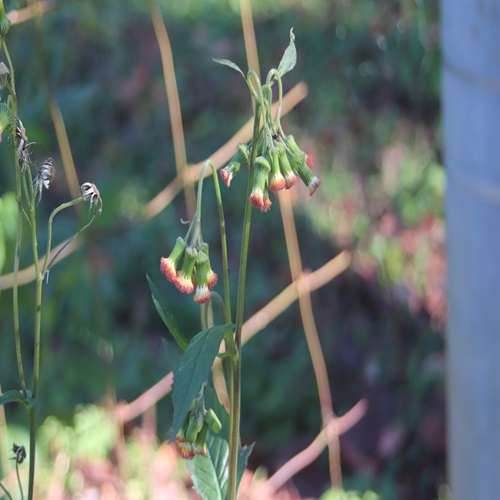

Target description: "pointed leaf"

left=147, top=275, right=189, bottom=351
left=213, top=58, right=245, bottom=78
left=277, top=28, right=297, bottom=78
left=187, top=432, right=229, bottom=500
left=170, top=324, right=233, bottom=439
left=187, top=387, right=253, bottom=499
left=237, top=442, right=254, bottom=488
left=187, top=432, right=254, bottom=500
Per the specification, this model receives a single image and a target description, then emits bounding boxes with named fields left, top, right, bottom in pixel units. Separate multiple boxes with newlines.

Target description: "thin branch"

left=115, top=372, right=173, bottom=424
left=148, top=0, right=196, bottom=218
left=242, top=250, right=351, bottom=344
left=6, top=0, right=53, bottom=26
left=278, top=189, right=342, bottom=488
left=261, top=399, right=368, bottom=495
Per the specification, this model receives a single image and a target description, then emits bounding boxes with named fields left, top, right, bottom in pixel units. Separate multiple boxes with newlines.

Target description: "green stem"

left=43, top=196, right=85, bottom=276
left=208, top=162, right=231, bottom=325
left=227, top=102, right=261, bottom=500
left=3, top=37, right=27, bottom=394
left=16, top=461, right=24, bottom=500
left=0, top=481, right=13, bottom=500
left=27, top=195, right=42, bottom=500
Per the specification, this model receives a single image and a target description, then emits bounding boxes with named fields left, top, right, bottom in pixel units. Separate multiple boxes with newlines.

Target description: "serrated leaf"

left=187, top=432, right=228, bottom=500
left=0, top=389, right=32, bottom=409
left=170, top=324, right=233, bottom=439
left=213, top=58, right=245, bottom=78
left=277, top=28, right=297, bottom=78
left=147, top=275, right=189, bottom=351
left=186, top=431, right=254, bottom=500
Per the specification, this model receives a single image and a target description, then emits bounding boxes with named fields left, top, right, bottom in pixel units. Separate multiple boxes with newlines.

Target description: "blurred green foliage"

left=0, top=0, right=443, bottom=497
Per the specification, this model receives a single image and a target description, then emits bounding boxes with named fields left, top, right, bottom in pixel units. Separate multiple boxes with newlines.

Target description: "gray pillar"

left=443, top=2, right=500, bottom=498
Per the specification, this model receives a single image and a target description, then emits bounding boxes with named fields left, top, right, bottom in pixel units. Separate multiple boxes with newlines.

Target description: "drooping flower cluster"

left=220, top=132, right=320, bottom=212
left=174, top=400, right=222, bottom=459
left=161, top=237, right=218, bottom=304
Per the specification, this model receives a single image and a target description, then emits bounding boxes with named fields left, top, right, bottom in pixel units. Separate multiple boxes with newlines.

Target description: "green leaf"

left=0, top=389, right=32, bottom=409
left=186, top=430, right=254, bottom=500
left=277, top=28, right=297, bottom=78
left=213, top=58, right=245, bottom=78
left=147, top=275, right=189, bottom=351
left=170, top=324, right=232, bottom=440
left=187, top=388, right=254, bottom=499
left=187, top=432, right=228, bottom=500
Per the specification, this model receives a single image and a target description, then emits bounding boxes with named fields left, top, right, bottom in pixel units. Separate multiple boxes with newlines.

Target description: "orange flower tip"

left=269, top=176, right=286, bottom=192
left=285, top=173, right=298, bottom=189
left=220, top=168, right=232, bottom=188
left=249, top=192, right=264, bottom=209
left=207, top=271, right=218, bottom=289
left=160, top=257, right=177, bottom=282
left=308, top=176, right=321, bottom=196
left=192, top=445, right=207, bottom=457
left=175, top=440, right=195, bottom=460
left=176, top=273, right=195, bottom=294
left=262, top=199, right=272, bottom=212
left=306, top=154, right=314, bottom=169
left=194, top=285, right=211, bottom=304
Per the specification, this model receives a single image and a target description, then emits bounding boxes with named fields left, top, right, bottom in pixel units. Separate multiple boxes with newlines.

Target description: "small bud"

left=192, top=422, right=209, bottom=457
left=276, top=142, right=297, bottom=189
left=185, top=412, right=202, bottom=442
left=249, top=156, right=271, bottom=210
left=200, top=244, right=218, bottom=289
left=175, top=246, right=197, bottom=294
left=161, top=237, right=186, bottom=283
left=174, top=419, right=195, bottom=459
left=193, top=251, right=211, bottom=304
left=205, top=408, right=222, bottom=434
left=287, top=150, right=321, bottom=196
left=268, top=147, right=286, bottom=192
left=220, top=143, right=250, bottom=187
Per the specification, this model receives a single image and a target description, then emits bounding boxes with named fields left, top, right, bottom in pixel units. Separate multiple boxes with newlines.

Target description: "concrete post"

left=443, top=2, right=500, bottom=498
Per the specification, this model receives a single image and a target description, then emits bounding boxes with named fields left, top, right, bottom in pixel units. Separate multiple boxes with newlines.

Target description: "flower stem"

left=3, top=36, right=27, bottom=395
left=27, top=189, right=42, bottom=500
left=227, top=102, right=261, bottom=500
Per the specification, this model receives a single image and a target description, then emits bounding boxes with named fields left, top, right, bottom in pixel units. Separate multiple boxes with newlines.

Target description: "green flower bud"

left=160, top=237, right=186, bottom=284
left=192, top=422, right=209, bottom=457
left=220, top=142, right=251, bottom=187
left=193, top=251, right=211, bottom=304
left=200, top=243, right=218, bottom=289
left=268, top=147, right=286, bottom=192
left=176, top=246, right=197, bottom=294
left=276, top=142, right=297, bottom=189
left=205, top=408, right=222, bottom=434
left=249, top=156, right=271, bottom=210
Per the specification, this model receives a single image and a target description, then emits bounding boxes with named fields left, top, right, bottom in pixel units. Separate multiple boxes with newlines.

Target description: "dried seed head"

left=12, top=444, right=26, bottom=464
left=81, top=182, right=103, bottom=215
left=34, top=158, right=55, bottom=202
left=15, top=117, right=33, bottom=173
